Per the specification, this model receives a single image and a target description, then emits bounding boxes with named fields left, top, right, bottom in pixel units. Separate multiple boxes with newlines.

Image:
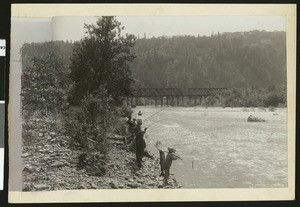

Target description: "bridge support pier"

left=161, top=97, right=163, bottom=107
left=155, top=97, right=157, bottom=107
left=176, top=96, right=179, bottom=106
left=131, top=97, right=137, bottom=108
left=166, top=96, right=169, bottom=106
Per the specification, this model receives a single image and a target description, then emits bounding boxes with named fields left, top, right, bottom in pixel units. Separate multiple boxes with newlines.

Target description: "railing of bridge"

left=132, top=88, right=227, bottom=97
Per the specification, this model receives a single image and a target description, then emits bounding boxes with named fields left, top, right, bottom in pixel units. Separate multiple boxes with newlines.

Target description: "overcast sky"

left=53, top=16, right=285, bottom=40
left=11, top=16, right=285, bottom=60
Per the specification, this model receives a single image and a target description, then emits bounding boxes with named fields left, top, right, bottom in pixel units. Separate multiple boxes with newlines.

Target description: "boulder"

left=127, top=183, right=139, bottom=188
left=50, top=132, right=56, bottom=136
left=137, top=179, right=143, bottom=184
left=157, top=182, right=164, bottom=188
left=34, top=184, right=48, bottom=191
left=23, top=183, right=33, bottom=191
left=50, top=161, right=65, bottom=168
left=110, top=181, right=119, bottom=189
left=247, top=115, right=266, bottom=122
left=147, top=181, right=156, bottom=186
left=21, top=153, right=30, bottom=158
left=23, top=165, right=36, bottom=173
left=90, top=183, right=98, bottom=189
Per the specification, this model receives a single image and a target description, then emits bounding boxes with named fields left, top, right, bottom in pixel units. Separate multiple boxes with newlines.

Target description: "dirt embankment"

left=22, top=116, right=182, bottom=191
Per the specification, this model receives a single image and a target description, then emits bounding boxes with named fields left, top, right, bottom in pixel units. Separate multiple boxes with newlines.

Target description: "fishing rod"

left=154, top=144, right=183, bottom=160
left=160, top=150, right=183, bottom=161
left=169, top=153, right=183, bottom=161
left=144, top=107, right=167, bottom=122
left=145, top=119, right=165, bottom=129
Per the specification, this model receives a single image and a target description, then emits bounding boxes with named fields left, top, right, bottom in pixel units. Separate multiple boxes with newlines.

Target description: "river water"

left=133, top=106, right=288, bottom=189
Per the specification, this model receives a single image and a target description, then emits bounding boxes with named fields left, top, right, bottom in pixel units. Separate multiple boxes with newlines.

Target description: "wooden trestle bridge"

left=126, top=88, right=227, bottom=107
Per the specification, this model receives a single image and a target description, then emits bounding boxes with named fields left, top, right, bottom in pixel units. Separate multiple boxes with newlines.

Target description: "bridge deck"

left=132, top=88, right=227, bottom=97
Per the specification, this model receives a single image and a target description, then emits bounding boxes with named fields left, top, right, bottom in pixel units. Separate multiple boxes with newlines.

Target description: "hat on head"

left=168, top=147, right=176, bottom=153
left=137, top=119, right=143, bottom=125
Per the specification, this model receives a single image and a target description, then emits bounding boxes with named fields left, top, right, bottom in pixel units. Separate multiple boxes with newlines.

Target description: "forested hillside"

left=21, top=31, right=286, bottom=91
left=20, top=30, right=287, bottom=110
left=131, top=30, right=286, bottom=88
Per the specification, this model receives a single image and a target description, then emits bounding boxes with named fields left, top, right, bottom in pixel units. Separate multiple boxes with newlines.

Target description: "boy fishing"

left=155, top=141, right=182, bottom=184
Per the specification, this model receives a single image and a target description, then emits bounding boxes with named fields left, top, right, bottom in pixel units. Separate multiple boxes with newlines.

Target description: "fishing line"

left=144, top=107, right=167, bottom=122
left=145, top=119, right=166, bottom=129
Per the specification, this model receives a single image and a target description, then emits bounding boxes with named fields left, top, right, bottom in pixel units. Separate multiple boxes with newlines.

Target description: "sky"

left=52, top=16, right=285, bottom=41
left=11, top=15, right=285, bottom=60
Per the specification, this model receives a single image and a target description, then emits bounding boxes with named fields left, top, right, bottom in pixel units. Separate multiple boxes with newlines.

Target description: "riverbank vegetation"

left=21, top=17, right=136, bottom=181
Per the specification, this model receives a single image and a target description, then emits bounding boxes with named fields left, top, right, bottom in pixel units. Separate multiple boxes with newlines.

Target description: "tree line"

left=131, top=30, right=286, bottom=89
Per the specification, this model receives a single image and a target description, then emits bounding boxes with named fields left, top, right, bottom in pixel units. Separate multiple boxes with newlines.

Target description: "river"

left=133, top=106, right=288, bottom=188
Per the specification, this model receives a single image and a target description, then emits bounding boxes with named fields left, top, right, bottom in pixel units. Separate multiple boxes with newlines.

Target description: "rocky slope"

left=22, top=116, right=182, bottom=191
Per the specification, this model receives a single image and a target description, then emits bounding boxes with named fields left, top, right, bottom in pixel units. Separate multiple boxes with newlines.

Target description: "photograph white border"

left=9, top=3, right=296, bottom=203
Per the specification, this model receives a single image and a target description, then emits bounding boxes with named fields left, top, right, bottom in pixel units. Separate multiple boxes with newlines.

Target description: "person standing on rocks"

left=135, top=119, right=154, bottom=168
left=126, top=116, right=136, bottom=145
left=126, top=116, right=134, bottom=134
left=135, top=119, right=147, bottom=168
left=163, top=147, right=179, bottom=184
left=127, top=118, right=137, bottom=152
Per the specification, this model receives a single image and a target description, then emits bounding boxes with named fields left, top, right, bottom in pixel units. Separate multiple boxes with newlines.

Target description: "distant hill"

left=20, top=30, right=286, bottom=90
left=20, top=31, right=287, bottom=108
left=131, top=30, right=286, bottom=89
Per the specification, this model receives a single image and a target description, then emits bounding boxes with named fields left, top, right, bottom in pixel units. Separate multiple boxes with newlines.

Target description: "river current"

left=133, top=106, right=288, bottom=188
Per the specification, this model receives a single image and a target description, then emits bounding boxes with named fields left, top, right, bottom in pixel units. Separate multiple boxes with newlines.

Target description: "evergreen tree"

left=21, top=52, right=63, bottom=115
left=68, top=16, right=136, bottom=106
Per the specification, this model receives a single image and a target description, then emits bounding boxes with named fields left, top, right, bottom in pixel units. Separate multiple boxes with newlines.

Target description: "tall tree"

left=68, top=16, right=136, bottom=106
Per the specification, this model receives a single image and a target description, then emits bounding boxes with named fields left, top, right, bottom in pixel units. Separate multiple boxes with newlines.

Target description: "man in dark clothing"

left=155, top=143, right=180, bottom=184
left=135, top=119, right=147, bottom=168
left=158, top=150, right=166, bottom=176
left=135, top=119, right=154, bottom=168
left=128, top=118, right=137, bottom=150
left=138, top=110, right=142, bottom=116
left=155, top=141, right=166, bottom=176
left=126, top=116, right=137, bottom=146
left=126, top=115, right=132, bottom=127
left=163, top=148, right=178, bottom=184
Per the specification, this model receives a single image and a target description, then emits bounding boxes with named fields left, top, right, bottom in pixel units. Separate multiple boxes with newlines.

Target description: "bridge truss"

left=126, top=88, right=227, bottom=107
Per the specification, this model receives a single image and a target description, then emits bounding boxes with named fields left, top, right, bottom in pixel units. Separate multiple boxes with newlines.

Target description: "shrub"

left=137, top=97, right=145, bottom=106
left=77, top=152, right=107, bottom=176
left=263, top=92, right=285, bottom=107
left=21, top=54, right=64, bottom=116
left=117, top=105, right=133, bottom=118
left=63, top=87, right=111, bottom=157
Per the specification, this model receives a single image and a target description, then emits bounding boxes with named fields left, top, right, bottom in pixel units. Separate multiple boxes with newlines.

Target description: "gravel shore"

left=22, top=116, right=182, bottom=191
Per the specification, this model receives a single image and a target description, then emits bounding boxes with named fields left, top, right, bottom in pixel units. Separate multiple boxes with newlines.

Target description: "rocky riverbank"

left=22, top=116, right=182, bottom=191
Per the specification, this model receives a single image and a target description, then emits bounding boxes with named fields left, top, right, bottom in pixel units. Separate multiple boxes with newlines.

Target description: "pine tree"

left=68, top=16, right=136, bottom=106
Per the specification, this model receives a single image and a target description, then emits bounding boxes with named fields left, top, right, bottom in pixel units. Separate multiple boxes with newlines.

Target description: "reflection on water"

left=134, top=106, right=288, bottom=188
